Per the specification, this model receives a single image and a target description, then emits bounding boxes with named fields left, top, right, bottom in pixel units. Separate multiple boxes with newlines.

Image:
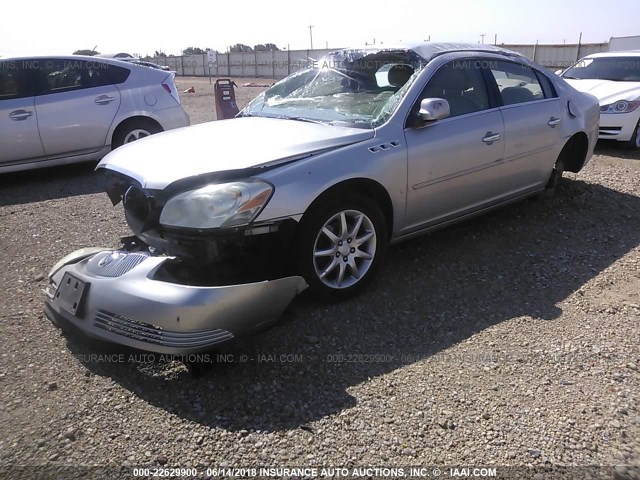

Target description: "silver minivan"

left=0, top=56, right=189, bottom=172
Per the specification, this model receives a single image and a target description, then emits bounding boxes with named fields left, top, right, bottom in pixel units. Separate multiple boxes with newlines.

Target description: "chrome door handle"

left=548, top=117, right=561, bottom=127
left=9, top=110, right=33, bottom=121
left=95, top=95, right=115, bottom=105
left=482, top=132, right=501, bottom=144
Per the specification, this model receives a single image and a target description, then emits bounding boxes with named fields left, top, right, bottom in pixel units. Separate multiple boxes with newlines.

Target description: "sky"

left=1, top=0, right=638, bottom=58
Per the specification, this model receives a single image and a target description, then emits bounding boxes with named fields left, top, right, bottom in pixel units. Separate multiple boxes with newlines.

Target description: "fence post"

left=287, top=49, right=291, bottom=76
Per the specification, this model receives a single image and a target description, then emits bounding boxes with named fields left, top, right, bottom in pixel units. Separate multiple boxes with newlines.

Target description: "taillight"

left=161, top=74, right=181, bottom=104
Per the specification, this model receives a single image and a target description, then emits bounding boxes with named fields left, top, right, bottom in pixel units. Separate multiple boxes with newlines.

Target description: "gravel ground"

left=0, top=81, right=638, bottom=479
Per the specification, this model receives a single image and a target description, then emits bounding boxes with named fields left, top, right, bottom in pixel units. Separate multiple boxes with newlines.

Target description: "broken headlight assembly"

left=159, top=180, right=274, bottom=229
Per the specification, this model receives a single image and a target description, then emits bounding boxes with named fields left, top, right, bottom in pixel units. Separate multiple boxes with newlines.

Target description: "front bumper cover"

left=44, top=249, right=307, bottom=354
left=598, top=112, right=639, bottom=142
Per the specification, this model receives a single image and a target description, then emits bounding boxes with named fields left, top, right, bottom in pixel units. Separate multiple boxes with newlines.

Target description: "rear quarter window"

left=110, top=64, right=131, bottom=84
left=534, top=70, right=557, bottom=98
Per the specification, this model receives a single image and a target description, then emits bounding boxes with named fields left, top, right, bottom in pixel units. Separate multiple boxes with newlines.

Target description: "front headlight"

left=600, top=100, right=640, bottom=114
left=159, top=180, right=273, bottom=229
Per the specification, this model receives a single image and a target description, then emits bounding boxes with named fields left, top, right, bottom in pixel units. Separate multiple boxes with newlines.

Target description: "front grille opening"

left=93, top=310, right=233, bottom=347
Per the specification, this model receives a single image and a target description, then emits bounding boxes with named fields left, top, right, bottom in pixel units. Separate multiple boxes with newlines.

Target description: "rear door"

left=33, top=59, right=124, bottom=158
left=486, top=60, right=563, bottom=196
left=0, top=60, right=45, bottom=165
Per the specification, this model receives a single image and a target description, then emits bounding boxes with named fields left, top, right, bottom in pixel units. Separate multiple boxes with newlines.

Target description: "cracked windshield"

left=242, top=50, right=424, bottom=128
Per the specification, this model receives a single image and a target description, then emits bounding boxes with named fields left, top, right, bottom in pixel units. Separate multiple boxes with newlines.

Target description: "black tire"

left=296, top=194, right=388, bottom=302
left=112, top=119, right=162, bottom=148
left=539, top=154, right=566, bottom=200
left=620, top=118, right=640, bottom=150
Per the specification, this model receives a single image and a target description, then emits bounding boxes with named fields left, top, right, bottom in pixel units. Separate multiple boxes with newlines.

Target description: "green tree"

left=229, top=43, right=253, bottom=53
left=73, top=49, right=100, bottom=56
left=154, top=50, right=167, bottom=57
left=182, top=47, right=207, bottom=55
left=254, top=43, right=280, bottom=51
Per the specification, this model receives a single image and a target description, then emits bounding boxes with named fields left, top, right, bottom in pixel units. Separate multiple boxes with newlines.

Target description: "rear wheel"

left=296, top=194, right=388, bottom=302
left=113, top=119, right=162, bottom=148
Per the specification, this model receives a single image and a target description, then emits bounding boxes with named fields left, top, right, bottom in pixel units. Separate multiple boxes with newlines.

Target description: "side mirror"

left=554, top=69, right=563, bottom=75
left=418, top=98, right=450, bottom=122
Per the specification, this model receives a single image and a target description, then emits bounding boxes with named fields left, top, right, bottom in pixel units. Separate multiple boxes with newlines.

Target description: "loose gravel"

left=0, top=80, right=638, bottom=479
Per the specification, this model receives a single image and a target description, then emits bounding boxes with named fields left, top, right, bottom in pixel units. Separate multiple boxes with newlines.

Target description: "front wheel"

left=296, top=195, right=388, bottom=302
left=621, top=118, right=640, bottom=150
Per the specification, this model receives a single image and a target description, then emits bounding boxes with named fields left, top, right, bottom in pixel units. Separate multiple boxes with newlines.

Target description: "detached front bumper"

left=44, top=249, right=307, bottom=354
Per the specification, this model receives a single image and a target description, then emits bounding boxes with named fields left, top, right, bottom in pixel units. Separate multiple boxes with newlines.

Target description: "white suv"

left=0, top=56, right=190, bottom=172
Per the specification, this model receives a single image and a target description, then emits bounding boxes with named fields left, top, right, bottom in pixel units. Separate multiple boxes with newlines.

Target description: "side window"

left=0, top=61, right=32, bottom=100
left=39, top=59, right=86, bottom=94
left=489, top=61, right=545, bottom=105
left=86, top=63, right=130, bottom=87
left=0, top=62, right=20, bottom=100
left=33, top=59, right=130, bottom=95
left=417, top=60, right=490, bottom=118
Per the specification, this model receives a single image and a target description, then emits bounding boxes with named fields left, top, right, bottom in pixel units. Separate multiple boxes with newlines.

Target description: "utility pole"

left=308, top=25, right=314, bottom=50
left=480, top=34, right=486, bottom=44
left=577, top=32, right=583, bottom=60
left=494, top=34, right=497, bottom=45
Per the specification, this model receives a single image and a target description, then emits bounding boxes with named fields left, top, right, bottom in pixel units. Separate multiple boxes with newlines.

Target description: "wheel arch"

left=300, top=178, right=394, bottom=239
left=110, top=116, right=163, bottom=149
left=559, top=131, right=589, bottom=173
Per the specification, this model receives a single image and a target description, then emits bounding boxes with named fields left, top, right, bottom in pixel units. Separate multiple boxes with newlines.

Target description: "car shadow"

left=594, top=141, right=640, bottom=160
left=67, top=178, right=640, bottom=432
left=0, top=162, right=101, bottom=207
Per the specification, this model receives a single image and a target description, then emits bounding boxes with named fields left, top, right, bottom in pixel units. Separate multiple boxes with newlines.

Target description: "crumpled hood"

left=97, top=117, right=374, bottom=189
left=564, top=79, right=640, bottom=105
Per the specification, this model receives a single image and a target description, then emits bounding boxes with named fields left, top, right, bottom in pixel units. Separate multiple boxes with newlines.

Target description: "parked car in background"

left=45, top=43, right=600, bottom=354
left=560, top=51, right=640, bottom=149
left=0, top=56, right=189, bottom=172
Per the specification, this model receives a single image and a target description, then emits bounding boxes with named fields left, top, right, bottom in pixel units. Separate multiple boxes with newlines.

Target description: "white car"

left=561, top=51, right=640, bottom=149
left=0, top=56, right=190, bottom=172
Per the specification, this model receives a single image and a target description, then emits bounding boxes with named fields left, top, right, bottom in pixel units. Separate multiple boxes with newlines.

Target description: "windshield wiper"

left=276, top=116, right=328, bottom=125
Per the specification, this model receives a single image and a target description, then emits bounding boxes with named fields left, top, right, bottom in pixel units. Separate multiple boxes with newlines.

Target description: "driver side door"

left=403, top=60, right=505, bottom=232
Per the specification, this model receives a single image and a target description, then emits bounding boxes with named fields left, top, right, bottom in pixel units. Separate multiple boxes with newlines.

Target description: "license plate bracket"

left=55, top=273, right=89, bottom=318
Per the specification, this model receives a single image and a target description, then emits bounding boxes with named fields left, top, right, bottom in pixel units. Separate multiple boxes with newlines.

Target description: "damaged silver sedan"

left=45, top=43, right=600, bottom=354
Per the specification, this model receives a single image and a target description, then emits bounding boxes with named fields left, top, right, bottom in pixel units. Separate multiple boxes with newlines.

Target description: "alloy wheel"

left=124, top=129, right=152, bottom=143
left=312, top=209, right=377, bottom=289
